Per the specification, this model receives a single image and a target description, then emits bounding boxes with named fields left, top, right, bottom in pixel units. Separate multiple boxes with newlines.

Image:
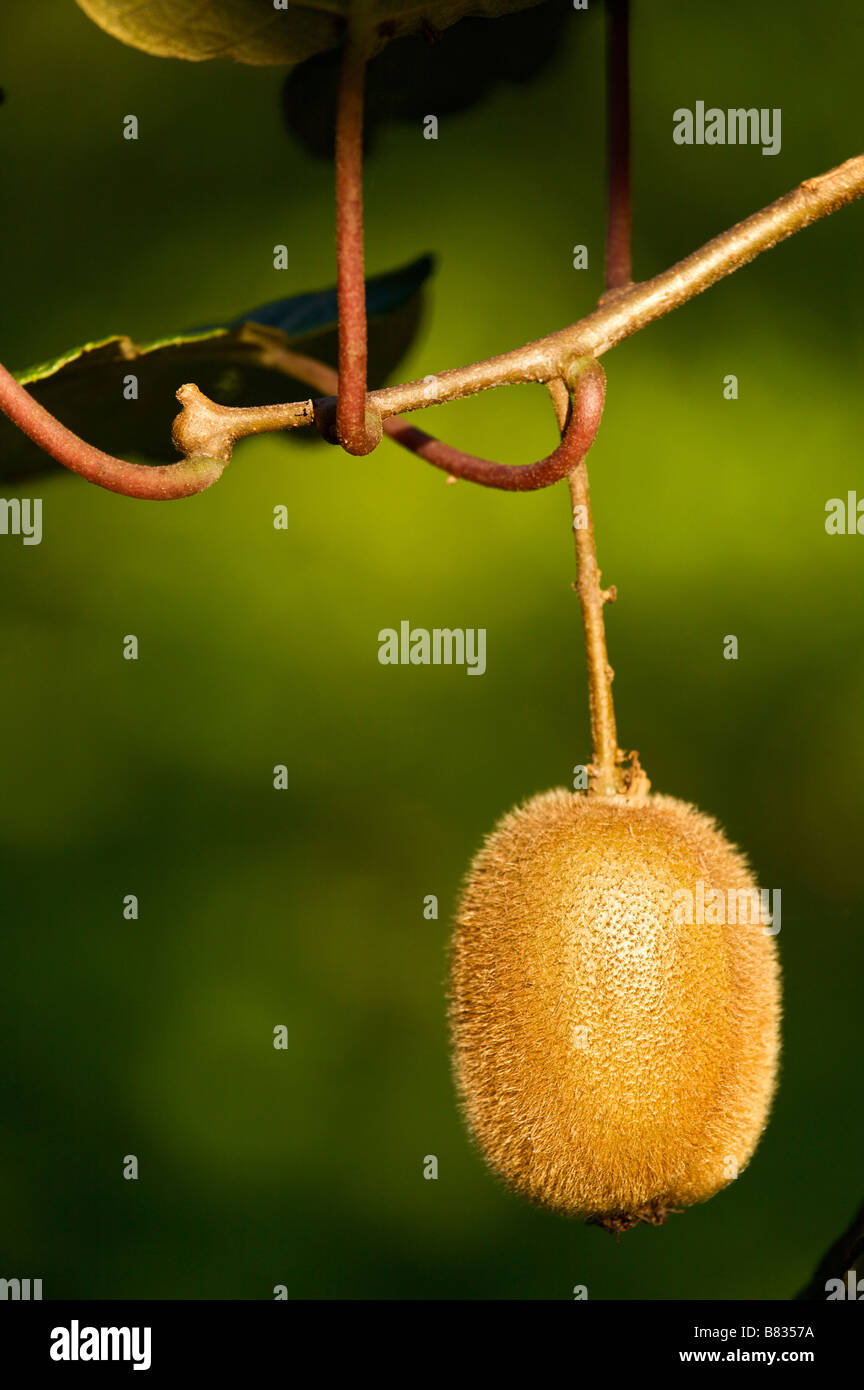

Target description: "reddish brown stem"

left=381, top=362, right=605, bottom=490
left=9, top=150, right=858, bottom=495
left=605, top=0, right=632, bottom=291
left=0, top=361, right=224, bottom=500
left=335, top=14, right=379, bottom=456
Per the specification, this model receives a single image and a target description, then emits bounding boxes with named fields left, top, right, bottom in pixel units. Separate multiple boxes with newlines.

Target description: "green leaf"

left=75, top=0, right=547, bottom=67
left=1, top=255, right=433, bottom=484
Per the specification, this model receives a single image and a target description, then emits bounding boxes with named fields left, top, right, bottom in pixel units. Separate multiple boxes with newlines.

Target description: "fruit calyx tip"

left=590, top=1199, right=679, bottom=1236
left=587, top=750, right=651, bottom=802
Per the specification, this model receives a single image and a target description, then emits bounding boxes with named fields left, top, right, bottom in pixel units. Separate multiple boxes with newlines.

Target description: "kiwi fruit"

left=449, top=782, right=780, bottom=1230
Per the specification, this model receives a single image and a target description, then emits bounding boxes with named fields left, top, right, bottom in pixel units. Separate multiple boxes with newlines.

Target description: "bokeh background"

left=1, top=0, right=862, bottom=1300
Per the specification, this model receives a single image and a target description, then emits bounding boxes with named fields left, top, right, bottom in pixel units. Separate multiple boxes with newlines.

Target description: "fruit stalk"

left=569, top=462, right=621, bottom=795
left=547, top=376, right=621, bottom=795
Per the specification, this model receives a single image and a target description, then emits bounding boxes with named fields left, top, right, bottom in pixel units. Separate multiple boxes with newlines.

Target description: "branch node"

left=172, top=384, right=236, bottom=463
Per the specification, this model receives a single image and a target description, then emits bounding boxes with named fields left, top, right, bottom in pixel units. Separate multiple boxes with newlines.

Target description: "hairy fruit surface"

left=450, top=788, right=780, bottom=1229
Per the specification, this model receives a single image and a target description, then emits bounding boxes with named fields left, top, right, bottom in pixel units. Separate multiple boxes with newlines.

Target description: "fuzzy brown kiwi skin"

left=449, top=787, right=781, bottom=1228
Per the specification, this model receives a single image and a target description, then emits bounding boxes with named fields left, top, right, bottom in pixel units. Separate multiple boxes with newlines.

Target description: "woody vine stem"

left=0, top=9, right=862, bottom=491
left=0, top=11, right=861, bottom=493
left=0, top=0, right=858, bottom=1298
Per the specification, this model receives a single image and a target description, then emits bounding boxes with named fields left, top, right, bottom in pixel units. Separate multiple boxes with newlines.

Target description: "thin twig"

left=172, top=383, right=312, bottom=459
left=175, top=154, right=864, bottom=443
left=174, top=347, right=605, bottom=492
left=375, top=155, right=864, bottom=409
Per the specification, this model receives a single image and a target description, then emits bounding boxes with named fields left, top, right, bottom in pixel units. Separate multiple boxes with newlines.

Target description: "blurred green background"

left=1, top=0, right=862, bottom=1300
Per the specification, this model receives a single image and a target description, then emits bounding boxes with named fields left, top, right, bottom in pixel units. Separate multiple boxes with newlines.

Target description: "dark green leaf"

left=1, top=255, right=433, bottom=484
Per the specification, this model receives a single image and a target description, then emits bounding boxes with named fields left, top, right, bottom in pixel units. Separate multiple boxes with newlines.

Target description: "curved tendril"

left=382, top=361, right=605, bottom=491
left=0, top=361, right=225, bottom=501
